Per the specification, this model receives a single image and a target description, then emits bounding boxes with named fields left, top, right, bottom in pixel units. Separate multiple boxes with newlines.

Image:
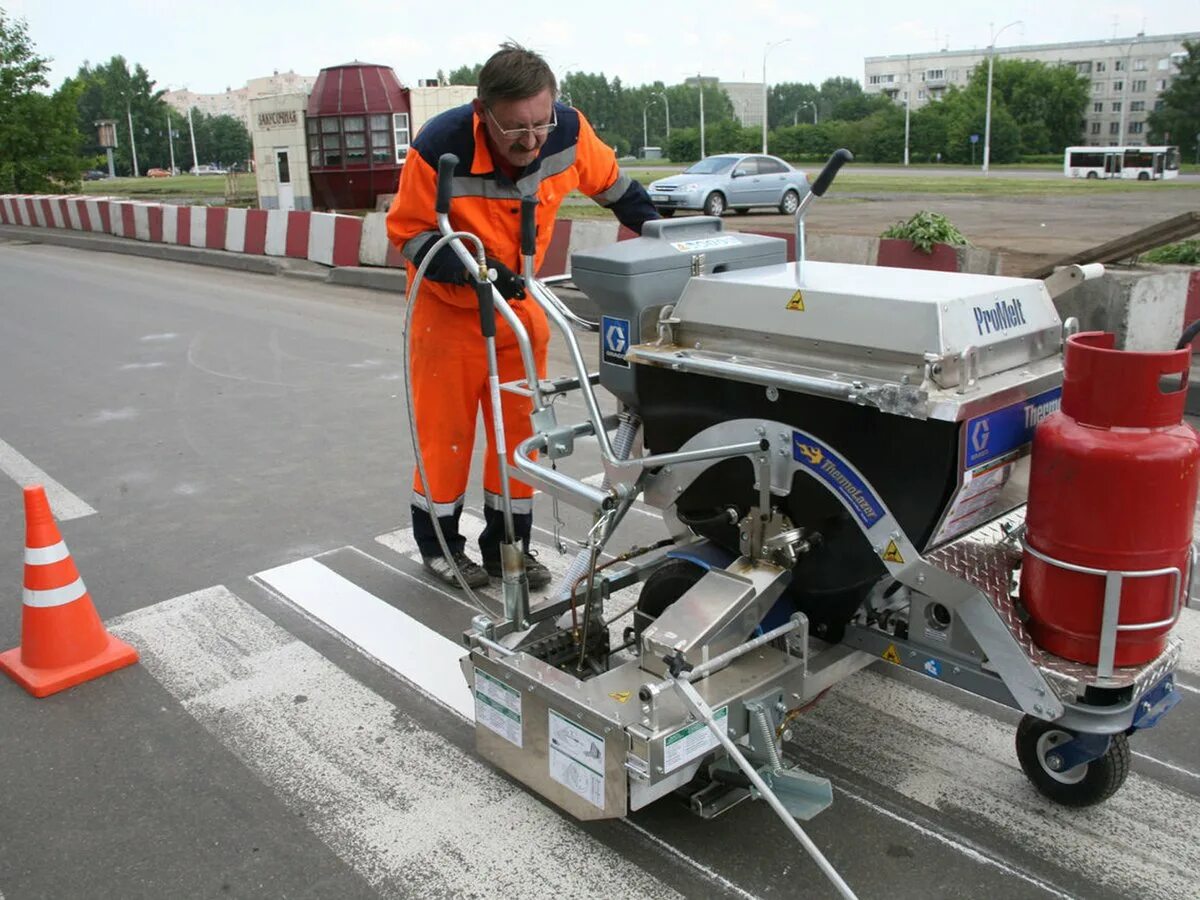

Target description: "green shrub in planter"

left=881, top=211, right=970, bottom=255
left=1143, top=240, right=1200, bottom=266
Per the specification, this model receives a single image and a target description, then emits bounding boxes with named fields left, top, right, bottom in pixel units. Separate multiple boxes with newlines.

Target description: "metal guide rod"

left=671, top=677, right=858, bottom=900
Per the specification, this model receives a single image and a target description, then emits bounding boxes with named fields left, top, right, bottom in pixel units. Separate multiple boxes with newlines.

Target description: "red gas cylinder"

left=1021, top=331, right=1200, bottom=667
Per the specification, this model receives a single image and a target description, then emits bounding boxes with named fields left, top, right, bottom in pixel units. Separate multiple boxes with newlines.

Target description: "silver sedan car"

left=647, top=154, right=810, bottom=217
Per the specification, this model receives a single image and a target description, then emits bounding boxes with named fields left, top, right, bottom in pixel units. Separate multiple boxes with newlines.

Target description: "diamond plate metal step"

left=924, top=508, right=1180, bottom=703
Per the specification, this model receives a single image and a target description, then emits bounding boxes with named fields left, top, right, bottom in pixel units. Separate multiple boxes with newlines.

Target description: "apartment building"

left=164, top=70, right=318, bottom=126
left=864, top=32, right=1198, bottom=146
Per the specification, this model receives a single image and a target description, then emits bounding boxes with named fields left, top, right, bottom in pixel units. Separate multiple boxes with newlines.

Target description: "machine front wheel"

left=1015, top=715, right=1129, bottom=807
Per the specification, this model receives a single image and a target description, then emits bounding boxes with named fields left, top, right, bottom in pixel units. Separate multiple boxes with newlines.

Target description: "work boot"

left=484, top=549, right=552, bottom=590
left=422, top=552, right=490, bottom=589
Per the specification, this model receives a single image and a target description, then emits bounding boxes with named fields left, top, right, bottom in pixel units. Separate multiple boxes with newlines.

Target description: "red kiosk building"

left=306, top=62, right=412, bottom=210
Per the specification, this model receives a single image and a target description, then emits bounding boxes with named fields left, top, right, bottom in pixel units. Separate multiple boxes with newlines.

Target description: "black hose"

left=1176, top=319, right=1200, bottom=351
left=677, top=507, right=740, bottom=529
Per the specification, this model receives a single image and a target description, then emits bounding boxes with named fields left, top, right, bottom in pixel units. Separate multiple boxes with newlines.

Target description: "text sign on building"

left=257, top=110, right=299, bottom=129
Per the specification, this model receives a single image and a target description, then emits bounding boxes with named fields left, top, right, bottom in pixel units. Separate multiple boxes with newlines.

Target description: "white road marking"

left=797, top=669, right=1200, bottom=900
left=109, top=586, right=680, bottom=900
left=118, top=361, right=167, bottom=371
left=253, top=557, right=472, bottom=719
left=834, top=786, right=1076, bottom=899
left=139, top=333, right=178, bottom=342
left=0, top=437, right=96, bottom=520
left=375, top=519, right=640, bottom=647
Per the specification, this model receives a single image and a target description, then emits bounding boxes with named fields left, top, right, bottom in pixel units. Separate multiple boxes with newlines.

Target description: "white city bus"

left=1064, top=145, right=1181, bottom=180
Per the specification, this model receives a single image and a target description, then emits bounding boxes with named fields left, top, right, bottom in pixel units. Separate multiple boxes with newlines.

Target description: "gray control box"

left=570, top=217, right=786, bottom=407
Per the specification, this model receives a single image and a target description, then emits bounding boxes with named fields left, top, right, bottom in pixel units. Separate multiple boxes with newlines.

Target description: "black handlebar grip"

left=810, top=148, right=854, bottom=197
left=520, top=195, right=539, bottom=257
left=474, top=278, right=496, bottom=339
left=435, top=153, right=458, bottom=214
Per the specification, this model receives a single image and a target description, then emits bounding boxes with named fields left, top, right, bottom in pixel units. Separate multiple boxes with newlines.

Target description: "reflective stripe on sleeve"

left=24, top=577, right=87, bottom=609
left=401, top=230, right=439, bottom=263
left=590, top=172, right=632, bottom=206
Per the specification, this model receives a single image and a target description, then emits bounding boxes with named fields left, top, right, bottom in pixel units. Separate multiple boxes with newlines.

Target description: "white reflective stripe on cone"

left=23, top=577, right=88, bottom=608
left=25, top=541, right=70, bottom=565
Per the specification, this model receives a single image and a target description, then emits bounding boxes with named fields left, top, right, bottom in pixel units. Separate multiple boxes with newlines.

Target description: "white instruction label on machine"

left=475, top=670, right=523, bottom=748
left=548, top=710, right=605, bottom=809
left=929, top=453, right=1017, bottom=546
left=670, top=235, right=741, bottom=252
left=663, top=706, right=729, bottom=773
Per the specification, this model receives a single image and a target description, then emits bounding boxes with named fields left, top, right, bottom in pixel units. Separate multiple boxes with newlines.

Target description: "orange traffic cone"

left=0, top=485, right=138, bottom=697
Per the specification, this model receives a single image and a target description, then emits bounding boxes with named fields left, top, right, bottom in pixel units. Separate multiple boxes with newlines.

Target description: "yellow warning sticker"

left=882, top=644, right=902, bottom=665
left=882, top=539, right=905, bottom=564
left=608, top=691, right=632, bottom=704
left=786, top=290, right=806, bottom=311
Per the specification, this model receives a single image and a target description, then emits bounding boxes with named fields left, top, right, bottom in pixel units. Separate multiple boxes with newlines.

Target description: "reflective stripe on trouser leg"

left=411, top=500, right=467, bottom=560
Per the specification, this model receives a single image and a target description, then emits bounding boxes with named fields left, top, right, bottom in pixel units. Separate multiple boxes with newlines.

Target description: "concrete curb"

left=0, top=224, right=283, bottom=275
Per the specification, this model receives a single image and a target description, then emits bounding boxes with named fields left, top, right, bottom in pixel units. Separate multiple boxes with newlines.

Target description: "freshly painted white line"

left=621, top=820, right=763, bottom=900
left=0, top=437, right=96, bottom=520
left=1176, top=680, right=1200, bottom=695
left=109, top=586, right=680, bottom=900
left=375, top=519, right=640, bottom=646
left=1133, top=752, right=1200, bottom=781
left=834, top=787, right=1075, bottom=899
left=253, top=557, right=472, bottom=719
left=798, top=669, right=1200, bottom=900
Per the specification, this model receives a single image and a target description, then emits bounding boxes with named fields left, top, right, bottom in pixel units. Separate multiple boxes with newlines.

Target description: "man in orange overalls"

left=388, top=42, right=657, bottom=588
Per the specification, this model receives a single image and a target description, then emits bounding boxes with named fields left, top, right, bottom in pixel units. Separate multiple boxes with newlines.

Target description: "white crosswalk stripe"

left=109, top=585, right=681, bottom=900
left=797, top=669, right=1200, bottom=900
left=1175, top=607, right=1200, bottom=678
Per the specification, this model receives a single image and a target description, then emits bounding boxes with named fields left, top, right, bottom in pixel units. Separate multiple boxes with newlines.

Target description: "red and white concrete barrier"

left=308, top=212, right=363, bottom=268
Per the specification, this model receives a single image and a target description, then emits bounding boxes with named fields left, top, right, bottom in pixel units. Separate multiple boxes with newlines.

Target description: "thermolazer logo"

left=974, top=298, right=1027, bottom=335
left=792, top=433, right=883, bottom=527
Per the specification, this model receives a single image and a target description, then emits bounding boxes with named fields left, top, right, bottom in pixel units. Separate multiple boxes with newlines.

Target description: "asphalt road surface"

left=1, top=240, right=1198, bottom=900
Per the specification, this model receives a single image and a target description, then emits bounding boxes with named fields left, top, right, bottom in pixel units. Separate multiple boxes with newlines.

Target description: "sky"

left=7, top=0, right=1199, bottom=94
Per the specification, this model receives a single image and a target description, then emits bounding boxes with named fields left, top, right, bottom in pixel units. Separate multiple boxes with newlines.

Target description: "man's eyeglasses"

left=486, top=106, right=557, bottom=139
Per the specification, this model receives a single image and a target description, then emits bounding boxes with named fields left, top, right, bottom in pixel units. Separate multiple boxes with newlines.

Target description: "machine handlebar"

left=520, top=195, right=539, bottom=258
left=435, top=153, right=458, bottom=214
left=810, top=149, right=853, bottom=197
left=474, top=278, right=496, bottom=338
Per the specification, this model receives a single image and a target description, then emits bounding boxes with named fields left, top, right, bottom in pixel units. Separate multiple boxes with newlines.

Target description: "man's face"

left=479, top=88, right=555, bottom=169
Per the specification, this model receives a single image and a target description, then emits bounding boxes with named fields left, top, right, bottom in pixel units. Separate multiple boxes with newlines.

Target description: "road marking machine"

left=404, top=150, right=1197, bottom=897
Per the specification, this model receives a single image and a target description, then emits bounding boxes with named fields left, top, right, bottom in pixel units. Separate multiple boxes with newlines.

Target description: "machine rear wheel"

left=634, top=558, right=706, bottom=639
left=1015, top=715, right=1129, bottom=807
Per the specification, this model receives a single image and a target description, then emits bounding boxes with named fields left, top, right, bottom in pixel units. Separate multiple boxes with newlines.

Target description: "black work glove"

left=452, top=257, right=526, bottom=300
left=484, top=257, right=526, bottom=300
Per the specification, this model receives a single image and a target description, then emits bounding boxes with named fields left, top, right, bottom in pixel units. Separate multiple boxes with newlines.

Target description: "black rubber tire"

left=1137, top=171, right=1150, bottom=181
left=779, top=189, right=801, bottom=215
left=703, top=192, right=726, bottom=216
left=1015, top=715, right=1130, bottom=807
left=1085, top=171, right=1100, bottom=179
left=634, top=558, right=706, bottom=639
left=656, top=207, right=676, bottom=217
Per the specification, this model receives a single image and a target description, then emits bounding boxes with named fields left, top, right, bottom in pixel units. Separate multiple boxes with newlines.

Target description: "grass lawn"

left=80, top=173, right=257, bottom=200
left=618, top=167, right=1200, bottom=197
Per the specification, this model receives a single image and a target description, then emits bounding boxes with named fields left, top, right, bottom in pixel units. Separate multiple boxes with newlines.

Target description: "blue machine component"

left=1129, top=675, right=1181, bottom=733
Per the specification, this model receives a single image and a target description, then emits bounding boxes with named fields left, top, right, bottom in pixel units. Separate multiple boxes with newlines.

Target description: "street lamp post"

left=762, top=38, right=791, bottom=153
left=903, top=55, right=912, bottom=166
left=698, top=75, right=705, bottom=158
left=652, top=91, right=670, bottom=138
left=125, top=101, right=140, bottom=178
left=187, top=105, right=199, bottom=173
left=983, top=20, right=1022, bottom=175
left=166, top=111, right=177, bottom=176
left=796, top=101, right=817, bottom=125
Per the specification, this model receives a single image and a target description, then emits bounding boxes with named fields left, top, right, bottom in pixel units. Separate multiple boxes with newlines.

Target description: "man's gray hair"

left=477, top=41, right=557, bottom=107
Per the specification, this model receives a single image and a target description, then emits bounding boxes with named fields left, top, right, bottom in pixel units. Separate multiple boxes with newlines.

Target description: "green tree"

left=66, top=56, right=171, bottom=175
left=768, top=81, right=819, bottom=128
left=0, top=9, right=85, bottom=191
left=1148, top=41, right=1200, bottom=160
left=447, top=63, right=483, bottom=86
left=186, top=109, right=251, bottom=168
left=959, top=59, right=1088, bottom=155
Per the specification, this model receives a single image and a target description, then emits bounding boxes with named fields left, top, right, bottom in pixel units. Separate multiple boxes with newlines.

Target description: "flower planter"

left=876, top=238, right=960, bottom=272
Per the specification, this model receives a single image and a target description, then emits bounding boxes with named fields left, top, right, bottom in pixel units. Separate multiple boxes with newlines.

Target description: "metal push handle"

left=520, top=195, right=538, bottom=257
left=435, top=153, right=457, bottom=214
left=809, top=148, right=854, bottom=197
